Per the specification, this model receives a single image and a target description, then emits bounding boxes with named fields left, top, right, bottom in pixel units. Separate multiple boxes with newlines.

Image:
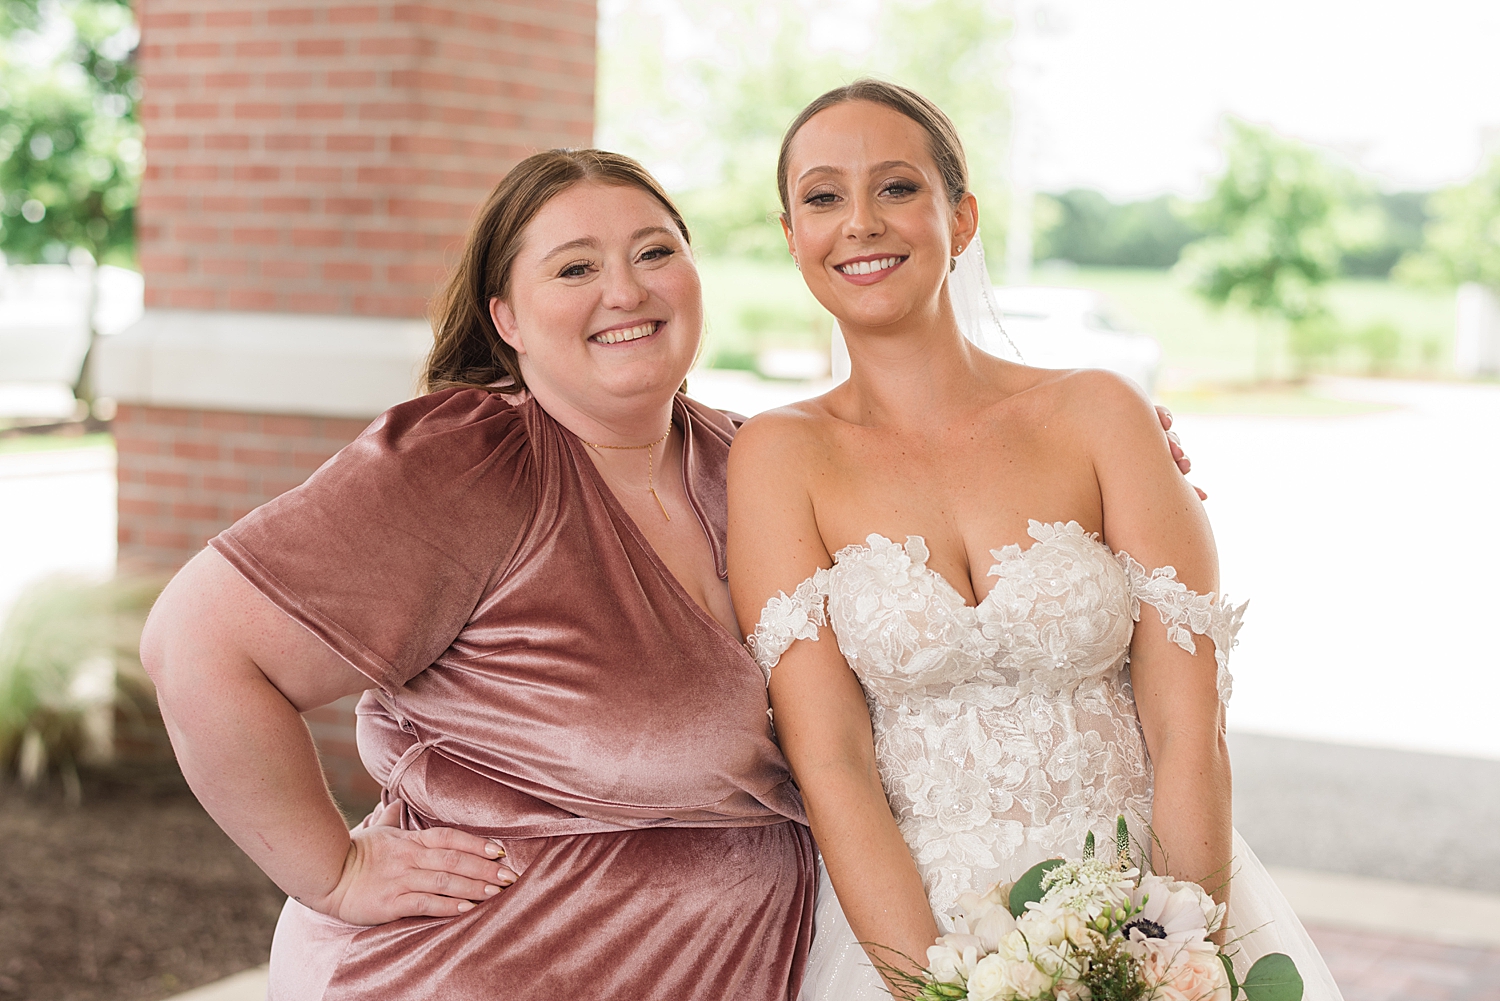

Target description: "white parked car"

left=990, top=286, right=1162, bottom=394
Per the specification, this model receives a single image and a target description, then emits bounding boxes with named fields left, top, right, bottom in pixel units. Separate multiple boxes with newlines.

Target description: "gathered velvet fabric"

left=210, top=388, right=816, bottom=1000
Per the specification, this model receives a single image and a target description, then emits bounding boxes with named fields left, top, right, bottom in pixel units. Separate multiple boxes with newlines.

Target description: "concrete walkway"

left=1175, top=378, right=1500, bottom=762
left=0, top=445, right=116, bottom=618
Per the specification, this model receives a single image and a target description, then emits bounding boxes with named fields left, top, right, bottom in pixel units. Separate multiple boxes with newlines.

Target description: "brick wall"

left=305, top=695, right=382, bottom=812
left=115, top=403, right=371, bottom=571
left=135, top=0, right=597, bottom=317
left=115, top=401, right=379, bottom=811
left=118, top=0, right=599, bottom=807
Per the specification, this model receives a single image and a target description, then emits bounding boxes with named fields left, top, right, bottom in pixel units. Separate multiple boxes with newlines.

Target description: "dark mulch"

left=0, top=766, right=285, bottom=1001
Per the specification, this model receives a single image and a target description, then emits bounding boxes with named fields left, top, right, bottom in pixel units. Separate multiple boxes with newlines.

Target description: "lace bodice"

left=749, top=520, right=1245, bottom=914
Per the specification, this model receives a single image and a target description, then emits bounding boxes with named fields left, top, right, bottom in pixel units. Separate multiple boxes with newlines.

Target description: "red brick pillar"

left=98, top=0, right=597, bottom=809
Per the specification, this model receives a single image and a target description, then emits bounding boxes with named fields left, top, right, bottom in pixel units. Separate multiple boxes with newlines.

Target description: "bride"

left=726, top=80, right=1343, bottom=1000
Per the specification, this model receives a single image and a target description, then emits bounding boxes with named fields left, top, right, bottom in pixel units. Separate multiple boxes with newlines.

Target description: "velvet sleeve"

left=210, top=388, right=535, bottom=693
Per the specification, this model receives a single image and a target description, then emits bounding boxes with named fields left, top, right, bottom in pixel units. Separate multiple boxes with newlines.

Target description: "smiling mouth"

left=836, top=256, right=907, bottom=276
left=591, top=321, right=661, bottom=345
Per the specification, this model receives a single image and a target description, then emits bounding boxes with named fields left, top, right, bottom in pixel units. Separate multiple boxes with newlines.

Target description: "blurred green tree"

left=1177, top=118, right=1379, bottom=378
left=1394, top=154, right=1500, bottom=291
left=1034, top=189, right=1203, bottom=268
left=1339, top=191, right=1429, bottom=278
left=0, top=0, right=142, bottom=265
left=597, top=0, right=1010, bottom=260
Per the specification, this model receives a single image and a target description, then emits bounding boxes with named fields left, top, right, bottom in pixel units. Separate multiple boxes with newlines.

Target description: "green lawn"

left=695, top=255, right=1459, bottom=400
left=696, top=255, right=831, bottom=370
left=0, top=431, right=114, bottom=455
left=1061, top=267, right=1455, bottom=388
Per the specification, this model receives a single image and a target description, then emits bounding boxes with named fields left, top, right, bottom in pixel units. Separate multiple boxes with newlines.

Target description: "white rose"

left=1014, top=900, right=1087, bottom=951
left=927, top=934, right=982, bottom=984
left=967, top=953, right=1053, bottom=1001
left=1003, top=959, right=1053, bottom=998
left=995, top=928, right=1033, bottom=964
left=965, top=954, right=1012, bottom=1001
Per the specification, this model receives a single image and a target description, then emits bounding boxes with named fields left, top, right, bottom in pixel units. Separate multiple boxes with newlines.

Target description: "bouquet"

left=881, top=819, right=1302, bottom=1001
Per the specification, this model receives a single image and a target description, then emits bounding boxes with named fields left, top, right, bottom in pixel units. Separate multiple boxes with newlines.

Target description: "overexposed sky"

left=601, top=0, right=1500, bottom=199
left=998, top=0, right=1500, bottom=197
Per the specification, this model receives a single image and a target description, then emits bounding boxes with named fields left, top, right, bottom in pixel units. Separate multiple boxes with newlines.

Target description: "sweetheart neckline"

left=829, top=520, right=1113, bottom=613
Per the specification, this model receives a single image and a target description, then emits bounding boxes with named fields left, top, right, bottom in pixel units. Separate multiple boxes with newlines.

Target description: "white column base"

left=1455, top=283, right=1500, bottom=378
left=95, top=310, right=433, bottom=418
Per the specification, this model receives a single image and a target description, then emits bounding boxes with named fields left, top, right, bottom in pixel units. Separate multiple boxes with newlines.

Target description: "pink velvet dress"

left=210, top=388, right=815, bottom=1000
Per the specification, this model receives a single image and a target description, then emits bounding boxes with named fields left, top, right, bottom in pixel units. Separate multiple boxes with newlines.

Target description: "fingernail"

left=499, top=873, right=516, bottom=885
left=485, top=884, right=501, bottom=895
left=484, top=842, right=501, bottom=857
left=457, top=901, right=475, bottom=912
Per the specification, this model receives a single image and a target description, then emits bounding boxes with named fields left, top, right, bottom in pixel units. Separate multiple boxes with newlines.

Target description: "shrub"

left=0, top=574, right=161, bottom=801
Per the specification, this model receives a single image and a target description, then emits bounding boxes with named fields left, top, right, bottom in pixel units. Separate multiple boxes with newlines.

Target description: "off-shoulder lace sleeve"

left=745, top=568, right=831, bottom=683
left=1116, top=553, right=1247, bottom=704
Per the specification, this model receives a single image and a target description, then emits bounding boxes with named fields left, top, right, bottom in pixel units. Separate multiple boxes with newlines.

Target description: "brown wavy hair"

left=425, top=149, right=692, bottom=394
left=776, top=78, right=969, bottom=220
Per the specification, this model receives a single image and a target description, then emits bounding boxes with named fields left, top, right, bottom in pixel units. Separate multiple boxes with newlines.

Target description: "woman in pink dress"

left=141, top=150, right=815, bottom=999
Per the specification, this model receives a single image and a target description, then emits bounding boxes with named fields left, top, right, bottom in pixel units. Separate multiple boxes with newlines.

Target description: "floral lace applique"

left=746, top=567, right=830, bottom=683
left=745, top=519, right=1245, bottom=915
left=1116, top=552, right=1247, bottom=704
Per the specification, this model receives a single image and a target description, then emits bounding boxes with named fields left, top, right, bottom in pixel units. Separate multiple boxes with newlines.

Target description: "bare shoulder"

left=1039, top=368, right=1162, bottom=449
left=728, top=397, right=836, bottom=475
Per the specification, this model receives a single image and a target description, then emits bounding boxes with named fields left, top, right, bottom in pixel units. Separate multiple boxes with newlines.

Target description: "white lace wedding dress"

left=749, top=520, right=1343, bottom=1000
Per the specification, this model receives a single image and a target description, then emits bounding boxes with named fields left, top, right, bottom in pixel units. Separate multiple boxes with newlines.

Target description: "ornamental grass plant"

left=0, top=574, right=163, bottom=802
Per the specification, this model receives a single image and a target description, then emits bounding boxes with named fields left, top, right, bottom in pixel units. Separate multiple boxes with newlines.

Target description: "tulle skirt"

left=799, top=829, right=1345, bottom=1000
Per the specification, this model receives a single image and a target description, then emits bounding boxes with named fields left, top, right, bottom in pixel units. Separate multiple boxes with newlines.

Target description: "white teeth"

left=593, top=322, right=657, bottom=345
left=839, top=256, right=901, bottom=276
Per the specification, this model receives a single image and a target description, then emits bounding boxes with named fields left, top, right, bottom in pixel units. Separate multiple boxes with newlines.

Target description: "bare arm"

left=140, top=547, right=514, bottom=923
left=1087, top=375, right=1232, bottom=903
left=728, top=415, right=940, bottom=984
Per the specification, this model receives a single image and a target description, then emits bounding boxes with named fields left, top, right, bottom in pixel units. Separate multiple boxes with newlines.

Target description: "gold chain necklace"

left=579, top=427, right=672, bottom=521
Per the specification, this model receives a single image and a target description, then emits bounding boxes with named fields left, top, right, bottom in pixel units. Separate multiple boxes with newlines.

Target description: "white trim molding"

left=95, top=310, right=433, bottom=418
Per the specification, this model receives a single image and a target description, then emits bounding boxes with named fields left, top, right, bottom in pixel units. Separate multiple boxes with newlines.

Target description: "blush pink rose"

left=1135, top=939, right=1231, bottom=1001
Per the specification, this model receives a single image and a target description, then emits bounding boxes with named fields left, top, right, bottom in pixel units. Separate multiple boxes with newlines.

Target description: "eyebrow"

left=796, top=160, right=922, bottom=185
left=541, top=226, right=678, bottom=261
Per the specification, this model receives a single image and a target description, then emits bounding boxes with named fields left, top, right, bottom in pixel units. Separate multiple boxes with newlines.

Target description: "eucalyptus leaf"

left=1242, top=953, right=1303, bottom=1001
left=1008, top=859, right=1065, bottom=918
left=1220, top=953, right=1240, bottom=999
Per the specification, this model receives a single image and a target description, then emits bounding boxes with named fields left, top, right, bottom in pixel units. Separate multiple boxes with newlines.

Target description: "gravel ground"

left=0, top=769, right=285, bottom=1001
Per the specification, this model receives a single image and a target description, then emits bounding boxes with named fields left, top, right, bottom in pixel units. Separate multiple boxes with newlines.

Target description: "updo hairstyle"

left=776, top=79, right=970, bottom=221
left=426, top=149, right=692, bottom=394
